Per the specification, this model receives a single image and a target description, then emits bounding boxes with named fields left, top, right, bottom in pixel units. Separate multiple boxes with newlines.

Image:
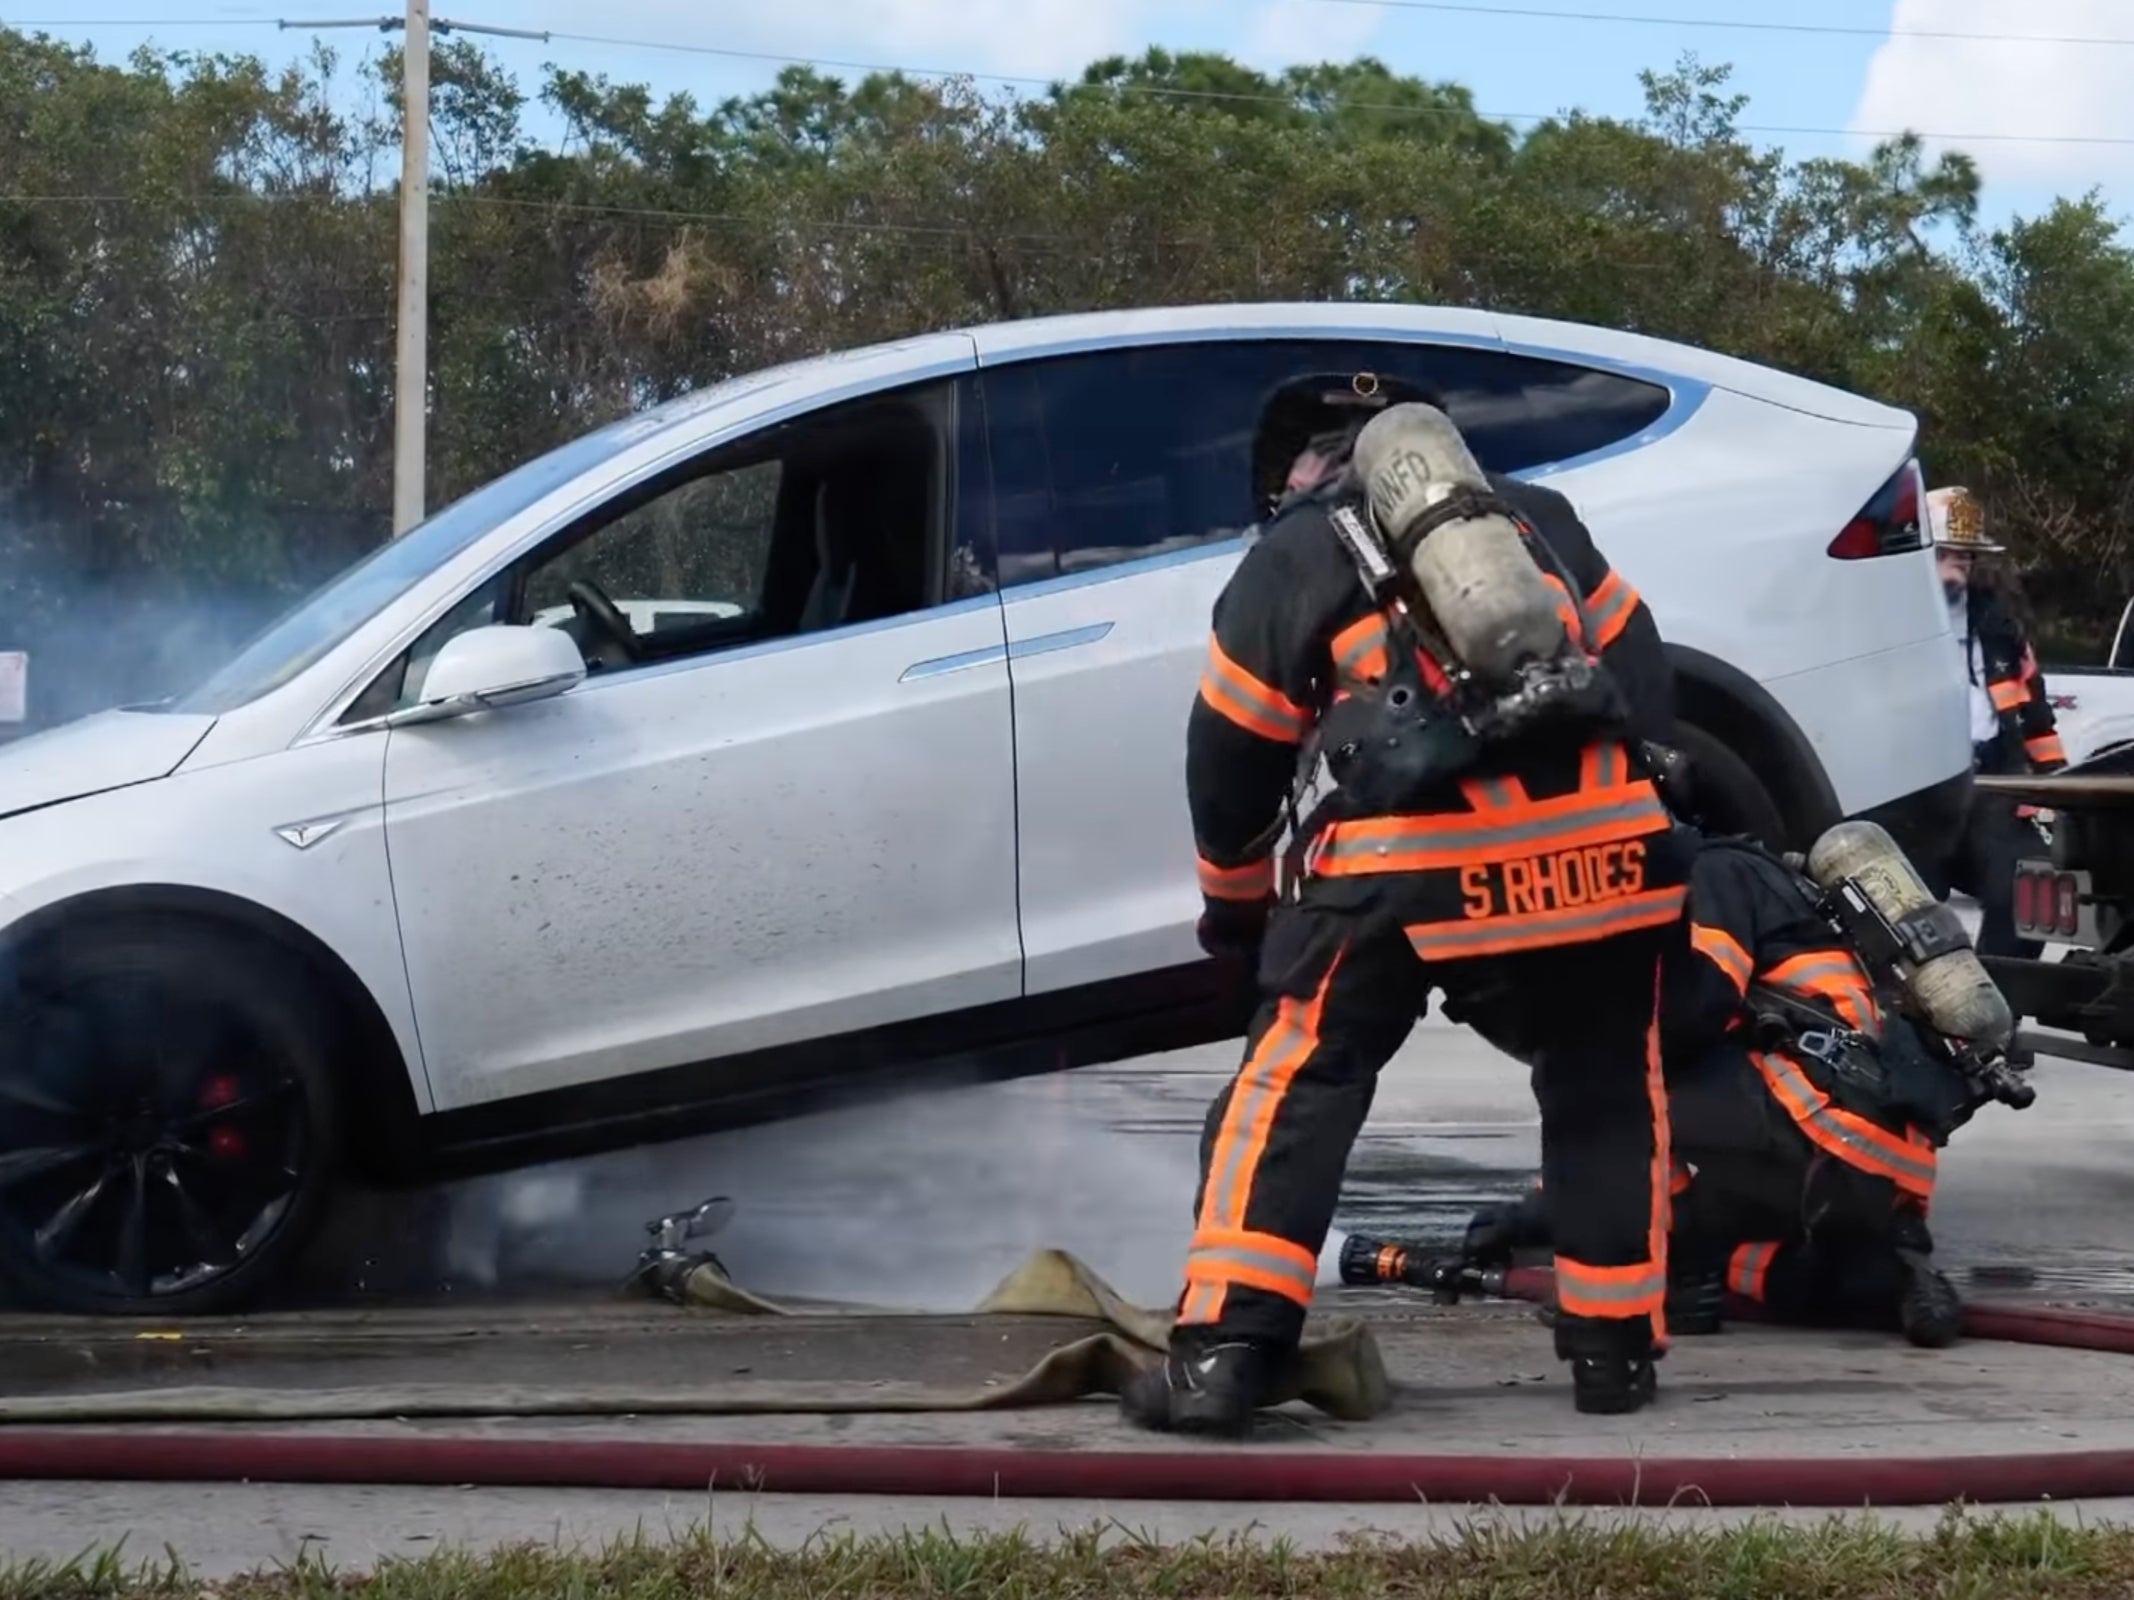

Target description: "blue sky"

left=12, top=0, right=2131, bottom=234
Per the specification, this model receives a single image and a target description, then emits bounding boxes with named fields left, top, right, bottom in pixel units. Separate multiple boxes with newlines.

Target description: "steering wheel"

left=567, top=580, right=642, bottom=669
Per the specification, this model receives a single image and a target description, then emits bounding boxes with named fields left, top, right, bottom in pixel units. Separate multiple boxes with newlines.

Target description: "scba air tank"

left=1805, top=819, right=2016, bottom=1047
left=1350, top=403, right=1572, bottom=686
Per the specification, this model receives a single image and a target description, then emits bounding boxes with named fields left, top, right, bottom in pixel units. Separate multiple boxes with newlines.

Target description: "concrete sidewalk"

left=0, top=1294, right=2130, bottom=1576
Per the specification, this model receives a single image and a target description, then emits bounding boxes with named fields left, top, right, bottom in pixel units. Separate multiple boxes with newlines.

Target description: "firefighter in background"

left=1122, top=377, right=1688, bottom=1435
left=1925, top=486, right=2065, bottom=959
left=1452, top=834, right=1977, bottom=1349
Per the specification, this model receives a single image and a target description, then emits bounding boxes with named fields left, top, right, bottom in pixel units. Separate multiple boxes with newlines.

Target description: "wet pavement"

left=288, top=1013, right=2134, bottom=1316
left=3, top=1013, right=2133, bottom=1571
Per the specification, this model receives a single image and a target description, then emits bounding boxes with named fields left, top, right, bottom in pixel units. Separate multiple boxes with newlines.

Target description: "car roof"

left=966, top=302, right=1910, bottom=430
left=613, top=301, right=1908, bottom=462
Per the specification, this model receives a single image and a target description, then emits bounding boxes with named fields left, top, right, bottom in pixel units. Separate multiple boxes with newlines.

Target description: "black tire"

left=1673, top=721, right=1788, bottom=851
left=0, top=926, right=341, bottom=1316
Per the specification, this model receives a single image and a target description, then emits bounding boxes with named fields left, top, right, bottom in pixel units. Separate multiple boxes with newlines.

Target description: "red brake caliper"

left=200, top=1076, right=246, bottom=1160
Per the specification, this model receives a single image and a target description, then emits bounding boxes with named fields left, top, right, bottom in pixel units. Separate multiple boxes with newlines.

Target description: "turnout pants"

left=1668, top=1056, right=1935, bottom=1334
left=1178, top=896, right=1673, bottom=1361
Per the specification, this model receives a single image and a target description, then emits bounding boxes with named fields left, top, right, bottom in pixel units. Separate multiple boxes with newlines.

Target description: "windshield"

left=166, top=416, right=662, bottom=717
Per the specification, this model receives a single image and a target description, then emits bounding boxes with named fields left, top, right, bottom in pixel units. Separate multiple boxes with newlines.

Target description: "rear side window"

left=980, top=338, right=1672, bottom=586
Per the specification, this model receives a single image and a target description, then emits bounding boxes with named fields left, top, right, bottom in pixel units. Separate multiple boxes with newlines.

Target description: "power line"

left=26, top=3, right=2134, bottom=49
left=15, top=15, right=2134, bottom=148
left=1298, top=0, right=2134, bottom=49
left=538, top=31, right=2134, bottom=149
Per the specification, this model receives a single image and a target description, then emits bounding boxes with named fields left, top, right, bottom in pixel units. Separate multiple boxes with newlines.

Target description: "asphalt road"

left=304, top=1009, right=2134, bottom=1317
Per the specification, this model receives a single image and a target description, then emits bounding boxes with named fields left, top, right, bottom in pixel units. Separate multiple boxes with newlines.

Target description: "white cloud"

left=1849, top=0, right=2134, bottom=192
left=506, top=0, right=1385, bottom=85
left=523, top=0, right=1151, bottom=82
left=1242, top=0, right=1387, bottom=68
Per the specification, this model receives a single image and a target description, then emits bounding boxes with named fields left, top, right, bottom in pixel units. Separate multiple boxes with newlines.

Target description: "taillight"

left=1828, top=460, right=1926, bottom=560
left=2015, top=863, right=2087, bottom=941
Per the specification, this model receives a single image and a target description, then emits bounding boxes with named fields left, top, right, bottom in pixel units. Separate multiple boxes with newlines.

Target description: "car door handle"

left=1009, top=622, right=1114, bottom=661
left=900, top=643, right=1008, bottom=682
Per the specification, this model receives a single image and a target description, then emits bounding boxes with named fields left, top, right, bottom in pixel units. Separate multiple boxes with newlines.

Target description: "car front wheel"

left=0, top=927, right=341, bottom=1316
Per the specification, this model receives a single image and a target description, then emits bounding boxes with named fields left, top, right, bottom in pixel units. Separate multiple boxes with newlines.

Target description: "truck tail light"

left=1828, top=459, right=1927, bottom=560
left=2014, top=861, right=2085, bottom=940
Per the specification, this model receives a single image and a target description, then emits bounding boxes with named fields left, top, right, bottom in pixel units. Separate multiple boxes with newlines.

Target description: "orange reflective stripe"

left=1462, top=774, right=1534, bottom=811
left=1729, top=1241, right=1778, bottom=1302
left=1179, top=1281, right=1224, bottom=1323
left=1751, top=1051, right=1937, bottom=1196
left=1582, top=569, right=1640, bottom=651
left=1184, top=1227, right=1319, bottom=1309
left=1195, top=952, right=1342, bottom=1242
left=1200, top=634, right=1309, bottom=744
left=1642, top=957, right=1672, bottom=1347
left=2027, top=733, right=2068, bottom=766
left=1690, top=923, right=1753, bottom=995
left=1541, top=574, right=1591, bottom=652
left=1405, top=885, right=1686, bottom=960
left=1555, top=1256, right=1666, bottom=1319
left=1199, top=854, right=1274, bottom=902
left=1331, top=615, right=1392, bottom=686
left=1990, top=678, right=2027, bottom=713
left=1764, top=951, right=1881, bottom=1036
left=1314, top=783, right=1672, bottom=875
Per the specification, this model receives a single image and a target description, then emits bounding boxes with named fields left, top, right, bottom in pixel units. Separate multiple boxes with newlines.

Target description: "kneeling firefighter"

left=1439, top=823, right=2032, bottom=1345
left=1125, top=385, right=1690, bottom=1435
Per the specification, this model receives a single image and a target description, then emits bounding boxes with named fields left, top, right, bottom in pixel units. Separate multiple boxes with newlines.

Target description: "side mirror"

left=387, top=625, right=587, bottom=728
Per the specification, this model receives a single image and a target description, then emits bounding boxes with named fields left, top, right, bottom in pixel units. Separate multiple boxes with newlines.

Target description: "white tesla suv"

left=0, top=303, right=1970, bottom=1313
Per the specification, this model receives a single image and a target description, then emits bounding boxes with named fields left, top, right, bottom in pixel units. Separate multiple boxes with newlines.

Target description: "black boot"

left=1664, top=1258, right=1727, bottom=1337
left=1558, top=1319, right=1660, bottom=1416
left=1119, top=1335, right=1278, bottom=1439
left=1896, top=1250, right=1964, bottom=1349
left=1571, top=1354, right=1658, bottom=1415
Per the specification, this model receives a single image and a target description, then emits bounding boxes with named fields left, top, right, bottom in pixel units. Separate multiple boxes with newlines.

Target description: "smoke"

left=0, top=564, right=287, bottom=732
left=427, top=1067, right=1211, bottom=1311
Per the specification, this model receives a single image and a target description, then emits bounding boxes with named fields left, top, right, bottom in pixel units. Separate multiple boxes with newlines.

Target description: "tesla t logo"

left=275, top=819, right=346, bottom=851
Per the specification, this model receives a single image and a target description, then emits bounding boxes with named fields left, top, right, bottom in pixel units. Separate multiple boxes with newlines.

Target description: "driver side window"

left=521, top=460, right=781, bottom=643
left=341, top=378, right=962, bottom=723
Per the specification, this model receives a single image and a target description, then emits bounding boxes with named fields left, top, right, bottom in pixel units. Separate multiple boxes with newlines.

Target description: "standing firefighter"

left=1925, top=485, right=2065, bottom=959
left=1124, top=378, right=1688, bottom=1434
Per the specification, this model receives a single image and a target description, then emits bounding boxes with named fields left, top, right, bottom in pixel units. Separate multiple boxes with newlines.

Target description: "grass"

left=6, top=1509, right=2134, bottom=1600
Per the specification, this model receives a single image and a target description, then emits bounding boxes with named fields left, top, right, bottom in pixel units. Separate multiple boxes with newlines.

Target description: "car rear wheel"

left=1673, top=721, right=1789, bottom=851
left=0, top=929, right=340, bottom=1316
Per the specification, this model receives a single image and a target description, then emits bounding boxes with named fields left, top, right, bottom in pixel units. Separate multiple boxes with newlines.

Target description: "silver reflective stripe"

left=1769, top=956, right=1868, bottom=991
left=1766, top=956, right=1881, bottom=1034
left=1408, top=890, right=1682, bottom=956
left=1557, top=1264, right=1664, bottom=1306
left=1585, top=585, right=1633, bottom=636
left=1761, top=1053, right=1936, bottom=1187
left=1318, top=795, right=1668, bottom=863
left=1594, top=743, right=1627, bottom=787
left=1202, top=1008, right=1313, bottom=1228
left=1335, top=623, right=1387, bottom=675
left=1472, top=777, right=1523, bottom=809
left=1186, top=1243, right=1318, bottom=1304
left=1730, top=1242, right=1778, bottom=1297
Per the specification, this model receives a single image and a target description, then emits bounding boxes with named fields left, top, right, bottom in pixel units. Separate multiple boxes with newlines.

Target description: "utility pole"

left=394, top=0, right=431, bottom=535
left=285, top=11, right=550, bottom=536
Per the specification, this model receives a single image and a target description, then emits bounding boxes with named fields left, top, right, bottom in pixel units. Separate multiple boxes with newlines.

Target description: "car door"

left=376, top=376, right=1022, bottom=1112
left=980, top=333, right=1674, bottom=997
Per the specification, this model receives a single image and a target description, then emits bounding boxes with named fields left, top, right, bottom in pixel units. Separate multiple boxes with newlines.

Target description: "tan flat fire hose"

left=0, top=1249, right=1392, bottom=1425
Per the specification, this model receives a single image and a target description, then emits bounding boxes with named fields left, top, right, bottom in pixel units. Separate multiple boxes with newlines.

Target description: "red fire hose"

left=3, top=1271, right=2131, bottom=1506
